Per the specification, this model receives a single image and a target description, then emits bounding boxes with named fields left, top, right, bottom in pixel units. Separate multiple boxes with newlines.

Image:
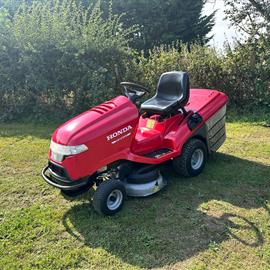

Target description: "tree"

left=115, top=0, right=215, bottom=51
left=104, top=0, right=215, bottom=51
left=223, top=0, right=270, bottom=107
left=1, top=0, right=215, bottom=51
left=224, top=0, right=270, bottom=37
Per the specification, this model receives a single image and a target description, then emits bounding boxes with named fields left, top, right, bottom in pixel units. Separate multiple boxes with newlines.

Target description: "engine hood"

left=52, top=96, right=139, bottom=146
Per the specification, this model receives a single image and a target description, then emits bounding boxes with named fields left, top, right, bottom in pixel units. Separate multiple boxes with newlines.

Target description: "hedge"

left=0, top=0, right=134, bottom=121
left=0, top=1, right=269, bottom=121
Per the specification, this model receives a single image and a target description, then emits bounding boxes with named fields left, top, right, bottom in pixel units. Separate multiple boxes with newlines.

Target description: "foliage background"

left=0, top=0, right=133, bottom=120
left=100, top=0, right=215, bottom=51
left=127, top=40, right=270, bottom=108
left=0, top=0, right=269, bottom=122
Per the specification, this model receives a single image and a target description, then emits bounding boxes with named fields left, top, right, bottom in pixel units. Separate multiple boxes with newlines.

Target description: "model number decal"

left=107, top=125, right=133, bottom=143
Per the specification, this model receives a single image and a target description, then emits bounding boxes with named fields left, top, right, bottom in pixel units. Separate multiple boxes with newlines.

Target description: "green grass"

left=0, top=116, right=270, bottom=270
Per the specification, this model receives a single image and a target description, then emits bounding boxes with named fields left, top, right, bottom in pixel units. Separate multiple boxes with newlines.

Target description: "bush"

left=125, top=42, right=270, bottom=108
left=125, top=44, right=225, bottom=98
left=0, top=1, right=269, bottom=121
left=0, top=0, right=134, bottom=121
left=223, top=37, right=270, bottom=106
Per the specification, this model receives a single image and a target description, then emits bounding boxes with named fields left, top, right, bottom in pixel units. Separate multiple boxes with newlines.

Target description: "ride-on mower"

left=42, top=71, right=229, bottom=215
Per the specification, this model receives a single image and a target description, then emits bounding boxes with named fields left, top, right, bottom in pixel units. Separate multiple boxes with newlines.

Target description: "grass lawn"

left=0, top=115, right=270, bottom=270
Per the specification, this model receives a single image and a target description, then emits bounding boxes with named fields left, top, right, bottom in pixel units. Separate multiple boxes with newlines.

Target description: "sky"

left=203, top=0, right=240, bottom=49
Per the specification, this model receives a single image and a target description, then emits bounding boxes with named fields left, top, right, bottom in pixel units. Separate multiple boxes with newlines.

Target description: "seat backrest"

left=156, top=71, right=190, bottom=106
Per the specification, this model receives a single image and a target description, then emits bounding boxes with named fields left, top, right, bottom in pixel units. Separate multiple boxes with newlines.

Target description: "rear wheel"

left=93, top=180, right=126, bottom=215
left=173, top=138, right=207, bottom=177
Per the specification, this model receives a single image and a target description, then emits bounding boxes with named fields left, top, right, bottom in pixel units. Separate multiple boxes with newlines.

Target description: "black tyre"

left=173, top=138, right=207, bottom=177
left=93, top=180, right=126, bottom=216
left=127, top=165, right=159, bottom=184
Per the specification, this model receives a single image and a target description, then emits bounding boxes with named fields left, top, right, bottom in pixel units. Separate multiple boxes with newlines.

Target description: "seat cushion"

left=141, top=96, right=178, bottom=114
left=141, top=71, right=190, bottom=115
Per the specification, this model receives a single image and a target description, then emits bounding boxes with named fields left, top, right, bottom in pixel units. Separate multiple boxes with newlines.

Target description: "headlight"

left=50, top=141, right=88, bottom=162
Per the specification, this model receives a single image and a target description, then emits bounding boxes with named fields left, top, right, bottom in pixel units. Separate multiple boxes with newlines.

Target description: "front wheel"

left=93, top=180, right=126, bottom=215
left=173, top=139, right=207, bottom=177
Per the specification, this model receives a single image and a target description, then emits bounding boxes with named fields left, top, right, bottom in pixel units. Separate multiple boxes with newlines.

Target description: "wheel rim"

left=106, top=190, right=123, bottom=211
left=191, top=149, right=204, bottom=170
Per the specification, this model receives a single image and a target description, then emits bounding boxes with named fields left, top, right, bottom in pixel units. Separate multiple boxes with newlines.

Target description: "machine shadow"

left=62, top=153, right=270, bottom=268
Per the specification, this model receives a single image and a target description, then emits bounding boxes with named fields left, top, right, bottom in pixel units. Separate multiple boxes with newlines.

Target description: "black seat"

left=141, top=71, right=190, bottom=115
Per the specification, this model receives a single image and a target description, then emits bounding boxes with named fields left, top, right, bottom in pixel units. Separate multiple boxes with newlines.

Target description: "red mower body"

left=48, top=89, right=228, bottom=182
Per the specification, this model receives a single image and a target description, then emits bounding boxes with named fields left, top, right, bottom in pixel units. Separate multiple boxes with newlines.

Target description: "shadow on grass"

left=62, top=153, right=270, bottom=268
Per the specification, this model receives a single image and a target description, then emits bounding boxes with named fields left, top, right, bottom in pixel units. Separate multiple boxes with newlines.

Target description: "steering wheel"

left=120, top=82, right=150, bottom=103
